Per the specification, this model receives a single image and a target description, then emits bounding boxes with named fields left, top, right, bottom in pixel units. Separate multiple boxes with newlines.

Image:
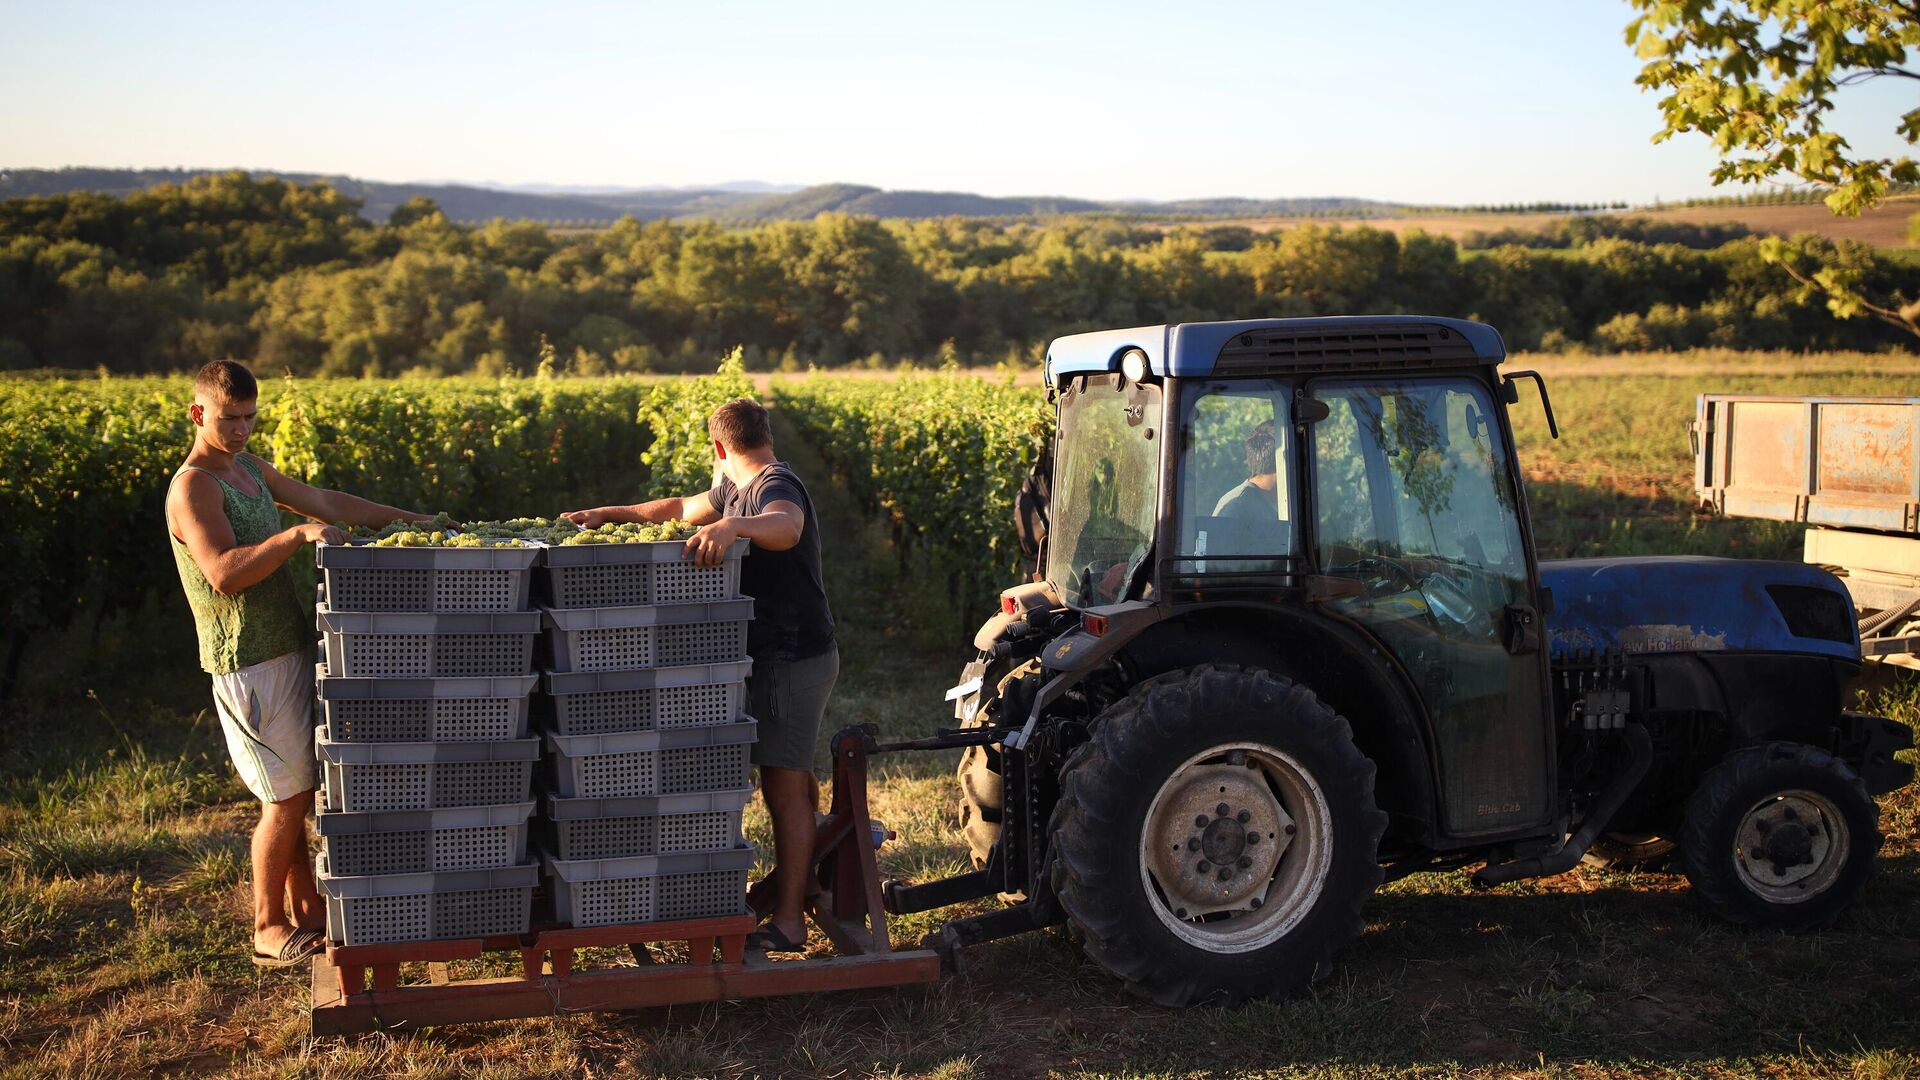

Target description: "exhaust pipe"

left=1473, top=723, right=1653, bottom=887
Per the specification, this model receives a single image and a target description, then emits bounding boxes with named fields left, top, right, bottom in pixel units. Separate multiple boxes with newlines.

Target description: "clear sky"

left=3, top=0, right=1913, bottom=205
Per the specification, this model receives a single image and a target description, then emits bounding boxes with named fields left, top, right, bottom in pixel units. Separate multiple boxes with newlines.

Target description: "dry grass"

left=2, top=357, right=1917, bottom=1078
left=1156, top=194, right=1920, bottom=249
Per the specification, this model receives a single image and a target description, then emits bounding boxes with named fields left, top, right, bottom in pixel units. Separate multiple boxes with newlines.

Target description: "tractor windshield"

left=1046, top=372, right=1162, bottom=608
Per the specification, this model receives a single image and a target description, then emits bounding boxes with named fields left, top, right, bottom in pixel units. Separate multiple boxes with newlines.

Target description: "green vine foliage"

left=775, top=371, right=1053, bottom=617
left=0, top=372, right=715, bottom=663
left=636, top=346, right=756, bottom=495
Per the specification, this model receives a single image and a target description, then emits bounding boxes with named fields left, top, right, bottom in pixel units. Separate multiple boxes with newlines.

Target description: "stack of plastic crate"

left=312, top=541, right=544, bottom=946
left=536, top=537, right=758, bottom=928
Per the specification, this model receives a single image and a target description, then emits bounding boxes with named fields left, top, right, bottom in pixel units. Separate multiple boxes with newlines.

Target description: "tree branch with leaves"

left=1628, top=0, right=1920, bottom=334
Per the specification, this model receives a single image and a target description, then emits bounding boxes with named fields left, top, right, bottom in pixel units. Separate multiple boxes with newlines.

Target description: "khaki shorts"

left=748, top=647, right=840, bottom=771
left=211, top=650, right=317, bottom=803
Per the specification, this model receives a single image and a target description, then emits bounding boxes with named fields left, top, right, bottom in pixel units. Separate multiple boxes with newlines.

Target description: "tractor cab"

left=1041, top=319, right=1559, bottom=838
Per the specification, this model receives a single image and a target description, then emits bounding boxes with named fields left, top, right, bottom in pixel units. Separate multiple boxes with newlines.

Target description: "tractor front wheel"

left=1048, top=665, right=1385, bottom=1006
left=1677, top=742, right=1881, bottom=930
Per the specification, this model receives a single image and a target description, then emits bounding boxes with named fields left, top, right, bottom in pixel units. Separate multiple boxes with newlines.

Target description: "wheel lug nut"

left=1197, top=861, right=1211, bottom=873
left=1176, top=907, right=1188, bottom=918
left=1238, top=856, right=1252, bottom=868
left=1195, top=815, right=1210, bottom=828
left=1216, top=868, right=1232, bottom=882
left=1216, top=803, right=1230, bottom=816
left=1285, top=824, right=1297, bottom=836
left=1187, top=837, right=1200, bottom=851
left=1246, top=834, right=1260, bottom=845
left=1249, top=897, right=1262, bottom=909
left=1237, top=810, right=1251, bottom=824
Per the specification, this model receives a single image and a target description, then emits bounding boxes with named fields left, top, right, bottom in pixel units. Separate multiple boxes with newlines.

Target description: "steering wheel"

left=1347, top=553, right=1422, bottom=595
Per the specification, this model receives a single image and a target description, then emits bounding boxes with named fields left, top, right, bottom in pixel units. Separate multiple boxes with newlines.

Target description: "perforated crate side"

left=547, top=808, right=744, bottom=861
left=541, top=624, right=655, bottom=674
left=319, top=694, right=531, bottom=742
left=542, top=847, right=753, bottom=928
left=321, top=820, right=530, bottom=875
left=547, top=678, right=745, bottom=735
left=547, top=743, right=752, bottom=799
left=539, top=556, right=742, bottom=609
left=315, top=802, right=536, bottom=875
left=323, top=760, right=535, bottom=812
left=324, top=631, right=537, bottom=678
left=322, top=554, right=537, bottom=613
left=319, top=862, right=537, bottom=945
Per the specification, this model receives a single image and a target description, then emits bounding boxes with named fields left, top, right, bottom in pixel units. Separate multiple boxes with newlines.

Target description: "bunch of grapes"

left=461, top=516, right=582, bottom=543
left=559, top=519, right=700, bottom=545
left=352, top=512, right=458, bottom=541
left=368, top=529, right=518, bottom=548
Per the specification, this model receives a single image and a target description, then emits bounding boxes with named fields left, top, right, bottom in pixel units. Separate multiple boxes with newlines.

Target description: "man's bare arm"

left=684, top=499, right=803, bottom=567
left=169, top=472, right=344, bottom=595
left=563, top=494, right=719, bottom=529
left=249, top=454, right=437, bottom=529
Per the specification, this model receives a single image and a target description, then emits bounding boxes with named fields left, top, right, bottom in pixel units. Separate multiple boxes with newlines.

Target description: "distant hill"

left=0, top=167, right=1413, bottom=225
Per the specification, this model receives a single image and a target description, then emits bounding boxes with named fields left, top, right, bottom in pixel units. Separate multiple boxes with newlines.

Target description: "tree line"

left=3, top=171, right=1917, bottom=375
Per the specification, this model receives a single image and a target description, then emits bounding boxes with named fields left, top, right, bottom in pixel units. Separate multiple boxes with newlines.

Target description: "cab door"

left=1307, top=376, right=1553, bottom=837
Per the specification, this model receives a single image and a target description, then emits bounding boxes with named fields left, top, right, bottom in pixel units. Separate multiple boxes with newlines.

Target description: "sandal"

left=746, top=920, right=807, bottom=954
left=252, top=926, right=325, bottom=968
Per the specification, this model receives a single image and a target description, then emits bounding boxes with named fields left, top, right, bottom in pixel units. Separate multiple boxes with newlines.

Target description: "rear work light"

left=1081, top=613, right=1110, bottom=636
left=1002, top=596, right=1019, bottom=615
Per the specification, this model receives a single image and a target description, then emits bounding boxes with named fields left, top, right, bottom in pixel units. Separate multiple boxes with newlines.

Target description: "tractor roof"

left=1044, top=316, right=1506, bottom=384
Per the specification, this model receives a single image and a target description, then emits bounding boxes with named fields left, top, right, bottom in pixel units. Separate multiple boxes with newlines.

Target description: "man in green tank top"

left=166, top=360, right=438, bottom=966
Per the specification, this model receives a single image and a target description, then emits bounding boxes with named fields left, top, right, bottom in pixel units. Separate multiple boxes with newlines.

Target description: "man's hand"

left=297, top=523, right=349, bottom=546
left=563, top=509, right=610, bottom=529
left=684, top=518, right=740, bottom=567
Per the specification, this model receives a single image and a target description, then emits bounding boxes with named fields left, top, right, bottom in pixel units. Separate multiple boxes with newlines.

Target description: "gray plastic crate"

left=544, top=722, right=756, bottom=799
left=539, top=599, right=753, bottom=673
left=320, top=858, right=537, bottom=945
left=315, top=668, right=537, bottom=742
left=317, top=540, right=541, bottom=613
left=316, top=801, right=535, bottom=876
left=318, top=604, right=540, bottom=678
left=538, top=537, right=747, bottom=608
left=544, top=788, right=752, bottom=861
left=543, top=845, right=754, bottom=927
left=539, top=660, right=752, bottom=735
left=317, top=733, right=540, bottom=812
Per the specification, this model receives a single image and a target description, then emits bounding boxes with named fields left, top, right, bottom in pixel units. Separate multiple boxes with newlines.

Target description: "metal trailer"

left=1692, top=394, right=1920, bottom=667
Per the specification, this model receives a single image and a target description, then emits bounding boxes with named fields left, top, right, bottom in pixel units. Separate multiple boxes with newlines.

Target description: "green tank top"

left=168, top=455, right=308, bottom=674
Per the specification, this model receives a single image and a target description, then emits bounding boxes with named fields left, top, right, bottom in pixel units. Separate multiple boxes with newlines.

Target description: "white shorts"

left=211, top=651, right=317, bottom=803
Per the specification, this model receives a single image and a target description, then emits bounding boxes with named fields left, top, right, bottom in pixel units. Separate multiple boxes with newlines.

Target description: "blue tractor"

left=888, top=316, right=1914, bottom=1006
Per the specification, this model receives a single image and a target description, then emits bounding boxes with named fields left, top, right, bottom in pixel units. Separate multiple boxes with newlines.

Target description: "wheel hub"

left=1146, top=762, right=1291, bottom=917
left=1734, top=792, right=1842, bottom=894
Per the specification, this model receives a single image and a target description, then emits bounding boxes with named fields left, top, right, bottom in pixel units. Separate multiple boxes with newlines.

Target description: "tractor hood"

left=1540, top=557, right=1859, bottom=661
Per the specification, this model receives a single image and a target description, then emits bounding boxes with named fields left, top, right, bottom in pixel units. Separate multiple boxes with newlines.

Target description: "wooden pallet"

left=310, top=727, right=941, bottom=1034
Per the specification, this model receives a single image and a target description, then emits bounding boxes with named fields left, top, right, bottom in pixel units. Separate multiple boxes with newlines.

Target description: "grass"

left=1155, top=194, right=1920, bottom=249
left=2, top=354, right=1918, bottom=1077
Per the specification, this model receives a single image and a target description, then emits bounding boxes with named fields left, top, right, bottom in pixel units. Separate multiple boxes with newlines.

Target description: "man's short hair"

left=194, top=360, right=258, bottom=402
left=708, top=398, right=772, bottom=451
left=1245, top=419, right=1277, bottom=478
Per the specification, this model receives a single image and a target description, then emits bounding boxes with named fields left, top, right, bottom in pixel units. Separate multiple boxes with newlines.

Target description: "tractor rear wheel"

left=1048, top=665, right=1386, bottom=1006
left=1677, top=742, right=1881, bottom=930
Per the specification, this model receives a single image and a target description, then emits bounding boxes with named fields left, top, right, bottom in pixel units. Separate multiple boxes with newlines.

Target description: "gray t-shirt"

left=708, top=462, right=836, bottom=661
left=1212, top=479, right=1278, bottom=521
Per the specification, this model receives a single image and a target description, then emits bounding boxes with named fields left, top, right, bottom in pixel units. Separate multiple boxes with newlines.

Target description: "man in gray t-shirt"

left=565, top=398, right=835, bottom=956
left=1213, top=419, right=1281, bottom=520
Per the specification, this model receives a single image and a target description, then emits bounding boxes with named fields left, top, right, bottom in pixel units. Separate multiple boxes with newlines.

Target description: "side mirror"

left=1293, top=397, right=1331, bottom=424
left=1502, top=370, right=1559, bottom=440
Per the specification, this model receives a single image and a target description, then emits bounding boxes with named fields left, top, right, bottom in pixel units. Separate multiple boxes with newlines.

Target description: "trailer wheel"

left=1048, top=665, right=1385, bottom=1006
left=1678, top=742, right=1882, bottom=930
left=1581, top=832, right=1677, bottom=871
